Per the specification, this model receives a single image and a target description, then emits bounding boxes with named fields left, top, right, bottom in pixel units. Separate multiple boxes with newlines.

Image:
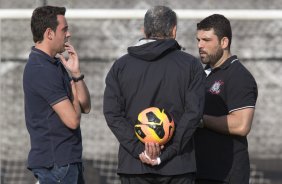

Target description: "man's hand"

left=139, top=142, right=163, bottom=166
left=139, top=151, right=159, bottom=166
left=145, top=142, right=161, bottom=159
left=59, top=42, right=81, bottom=77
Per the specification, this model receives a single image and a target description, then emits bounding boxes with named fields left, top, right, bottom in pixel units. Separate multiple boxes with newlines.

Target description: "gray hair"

left=144, top=6, right=177, bottom=39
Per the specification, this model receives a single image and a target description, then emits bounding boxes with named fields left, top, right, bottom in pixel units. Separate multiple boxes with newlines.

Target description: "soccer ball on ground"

left=134, top=107, right=175, bottom=145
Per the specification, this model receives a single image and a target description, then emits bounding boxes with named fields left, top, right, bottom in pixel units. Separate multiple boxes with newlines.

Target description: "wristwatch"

left=72, top=74, right=84, bottom=82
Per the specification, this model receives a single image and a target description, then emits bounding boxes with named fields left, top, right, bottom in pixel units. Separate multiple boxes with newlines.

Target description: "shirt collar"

left=134, top=38, right=156, bottom=46
left=31, top=46, right=61, bottom=65
left=205, top=55, right=239, bottom=73
left=219, top=55, right=239, bottom=70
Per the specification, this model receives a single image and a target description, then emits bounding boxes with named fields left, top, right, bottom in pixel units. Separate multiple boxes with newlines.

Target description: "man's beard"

left=58, top=45, right=66, bottom=54
left=58, top=40, right=68, bottom=54
left=200, top=47, right=223, bottom=65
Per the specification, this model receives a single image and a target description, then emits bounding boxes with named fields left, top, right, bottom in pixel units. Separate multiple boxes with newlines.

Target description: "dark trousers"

left=195, top=179, right=227, bottom=184
left=196, top=175, right=249, bottom=184
left=31, top=163, right=84, bottom=184
left=120, top=173, right=195, bottom=184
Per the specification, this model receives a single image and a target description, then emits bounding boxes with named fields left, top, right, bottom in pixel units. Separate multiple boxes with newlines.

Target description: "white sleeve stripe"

left=229, top=106, right=255, bottom=113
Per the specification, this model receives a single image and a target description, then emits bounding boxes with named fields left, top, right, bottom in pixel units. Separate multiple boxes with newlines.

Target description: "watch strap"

left=72, top=74, right=84, bottom=82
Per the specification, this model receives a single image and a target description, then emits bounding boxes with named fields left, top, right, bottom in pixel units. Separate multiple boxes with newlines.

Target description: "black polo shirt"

left=23, top=47, right=82, bottom=169
left=195, top=55, right=258, bottom=182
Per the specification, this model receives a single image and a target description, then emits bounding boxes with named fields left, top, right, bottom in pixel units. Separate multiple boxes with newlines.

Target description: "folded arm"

left=52, top=81, right=81, bottom=130
left=59, top=43, right=91, bottom=113
left=203, top=107, right=255, bottom=136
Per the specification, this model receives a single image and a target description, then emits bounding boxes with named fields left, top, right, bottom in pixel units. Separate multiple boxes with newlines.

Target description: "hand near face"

left=59, top=42, right=81, bottom=76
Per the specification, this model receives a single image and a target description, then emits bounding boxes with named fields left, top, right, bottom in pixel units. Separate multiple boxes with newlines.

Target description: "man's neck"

left=35, top=43, right=56, bottom=58
left=211, top=51, right=231, bottom=69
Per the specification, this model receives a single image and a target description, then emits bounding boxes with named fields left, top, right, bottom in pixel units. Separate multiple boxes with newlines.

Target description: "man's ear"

left=221, top=37, right=229, bottom=49
left=172, top=25, right=177, bottom=39
left=45, top=28, right=54, bottom=40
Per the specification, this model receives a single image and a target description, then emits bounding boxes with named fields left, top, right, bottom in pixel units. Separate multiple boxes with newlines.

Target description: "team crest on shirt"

left=209, top=80, right=224, bottom=94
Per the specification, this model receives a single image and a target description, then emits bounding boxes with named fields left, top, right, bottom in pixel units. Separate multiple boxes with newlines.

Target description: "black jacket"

left=103, top=39, right=205, bottom=175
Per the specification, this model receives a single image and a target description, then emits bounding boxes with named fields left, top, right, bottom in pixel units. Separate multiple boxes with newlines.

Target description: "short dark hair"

left=31, top=6, right=66, bottom=43
left=197, top=14, right=232, bottom=49
left=144, top=6, right=177, bottom=39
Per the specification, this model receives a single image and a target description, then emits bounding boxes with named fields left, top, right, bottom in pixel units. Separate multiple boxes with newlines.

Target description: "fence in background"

left=1, top=9, right=282, bottom=184
left=1, top=9, right=282, bottom=20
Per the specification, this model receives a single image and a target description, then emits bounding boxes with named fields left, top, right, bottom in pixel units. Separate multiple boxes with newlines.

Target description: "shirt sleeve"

left=226, top=66, right=258, bottom=113
left=160, top=59, right=206, bottom=162
left=103, top=63, right=144, bottom=158
left=31, top=66, right=69, bottom=106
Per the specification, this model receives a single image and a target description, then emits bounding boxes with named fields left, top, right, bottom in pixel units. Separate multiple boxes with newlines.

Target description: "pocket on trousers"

left=51, top=164, right=70, bottom=182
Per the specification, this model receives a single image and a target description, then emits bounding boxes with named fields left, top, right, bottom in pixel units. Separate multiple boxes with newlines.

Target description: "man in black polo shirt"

left=23, top=6, right=91, bottom=184
left=195, top=14, right=258, bottom=184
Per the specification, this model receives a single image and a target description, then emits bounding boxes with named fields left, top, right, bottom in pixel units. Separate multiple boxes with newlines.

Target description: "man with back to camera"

left=103, top=6, right=205, bottom=184
left=195, top=14, right=258, bottom=184
left=23, top=6, right=91, bottom=184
